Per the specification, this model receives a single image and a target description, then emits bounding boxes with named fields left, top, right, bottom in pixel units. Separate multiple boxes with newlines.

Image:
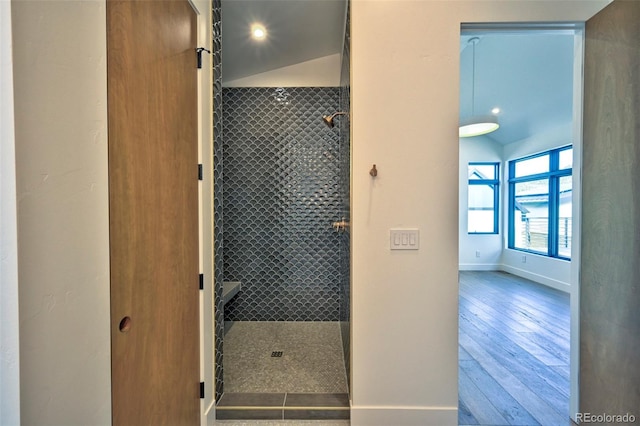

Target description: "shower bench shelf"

left=222, top=281, right=241, bottom=305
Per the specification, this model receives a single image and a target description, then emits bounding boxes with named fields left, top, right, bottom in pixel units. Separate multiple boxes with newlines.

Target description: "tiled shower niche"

left=223, top=87, right=343, bottom=321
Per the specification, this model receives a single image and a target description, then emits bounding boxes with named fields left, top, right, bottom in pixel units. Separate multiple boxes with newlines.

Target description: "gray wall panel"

left=581, top=0, right=640, bottom=417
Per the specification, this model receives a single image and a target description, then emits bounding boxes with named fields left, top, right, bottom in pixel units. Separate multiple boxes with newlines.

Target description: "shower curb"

left=216, top=392, right=350, bottom=421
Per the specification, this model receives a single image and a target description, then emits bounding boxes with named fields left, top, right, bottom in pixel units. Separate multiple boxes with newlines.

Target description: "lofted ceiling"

left=220, top=2, right=578, bottom=146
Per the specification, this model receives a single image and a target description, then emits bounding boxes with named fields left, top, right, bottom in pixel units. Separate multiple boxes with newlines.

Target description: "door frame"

left=568, top=25, right=584, bottom=422
left=458, top=22, right=585, bottom=422
left=186, top=0, right=216, bottom=423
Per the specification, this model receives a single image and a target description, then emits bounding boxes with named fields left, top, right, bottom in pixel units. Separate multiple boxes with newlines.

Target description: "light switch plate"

left=390, top=229, right=420, bottom=250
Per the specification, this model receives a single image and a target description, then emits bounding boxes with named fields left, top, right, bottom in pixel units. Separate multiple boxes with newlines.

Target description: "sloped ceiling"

left=221, top=0, right=347, bottom=83
left=460, top=30, right=577, bottom=145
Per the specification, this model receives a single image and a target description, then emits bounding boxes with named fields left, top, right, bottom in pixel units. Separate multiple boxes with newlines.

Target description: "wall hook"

left=195, top=47, right=211, bottom=69
left=369, top=164, right=378, bottom=177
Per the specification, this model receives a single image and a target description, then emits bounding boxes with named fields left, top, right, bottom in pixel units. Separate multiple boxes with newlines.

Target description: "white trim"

left=1, top=1, right=21, bottom=423
left=181, top=3, right=215, bottom=423
left=500, top=264, right=570, bottom=293
left=458, top=263, right=571, bottom=291
left=190, top=0, right=214, bottom=424
left=351, top=406, right=457, bottom=426
left=569, top=24, right=585, bottom=423
left=458, top=263, right=501, bottom=271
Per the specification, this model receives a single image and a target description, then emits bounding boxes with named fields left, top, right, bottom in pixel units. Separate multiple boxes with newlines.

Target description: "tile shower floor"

left=223, top=321, right=349, bottom=394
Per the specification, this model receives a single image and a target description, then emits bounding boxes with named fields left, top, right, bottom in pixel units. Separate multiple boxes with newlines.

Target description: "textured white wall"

left=11, top=1, right=111, bottom=424
left=1, top=1, right=20, bottom=424
left=350, top=1, right=608, bottom=424
left=223, top=53, right=342, bottom=87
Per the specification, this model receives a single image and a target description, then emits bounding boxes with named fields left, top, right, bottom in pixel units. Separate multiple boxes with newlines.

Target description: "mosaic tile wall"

left=339, top=0, right=351, bottom=391
left=212, top=0, right=224, bottom=401
left=222, top=87, right=342, bottom=321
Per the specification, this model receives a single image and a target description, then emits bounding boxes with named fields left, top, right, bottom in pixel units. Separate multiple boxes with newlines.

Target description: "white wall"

left=501, top=123, right=573, bottom=291
left=459, top=136, right=503, bottom=269
left=11, top=1, right=111, bottom=424
left=1, top=1, right=20, bottom=424
left=223, top=53, right=341, bottom=87
left=350, top=1, right=608, bottom=424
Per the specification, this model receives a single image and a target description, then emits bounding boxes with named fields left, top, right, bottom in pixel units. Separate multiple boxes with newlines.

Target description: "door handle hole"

left=119, top=316, right=132, bottom=333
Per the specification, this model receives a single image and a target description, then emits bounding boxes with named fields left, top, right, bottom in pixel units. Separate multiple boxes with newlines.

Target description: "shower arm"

left=322, top=111, right=349, bottom=128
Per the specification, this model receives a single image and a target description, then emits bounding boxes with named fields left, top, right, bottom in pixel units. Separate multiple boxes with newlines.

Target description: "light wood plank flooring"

left=459, top=271, right=571, bottom=426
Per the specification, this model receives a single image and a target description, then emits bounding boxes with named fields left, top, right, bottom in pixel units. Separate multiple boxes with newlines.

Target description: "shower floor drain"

left=271, top=351, right=283, bottom=357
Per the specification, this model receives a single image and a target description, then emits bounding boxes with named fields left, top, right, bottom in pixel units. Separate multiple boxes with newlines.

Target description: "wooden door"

left=581, top=0, right=640, bottom=418
left=107, top=0, right=199, bottom=424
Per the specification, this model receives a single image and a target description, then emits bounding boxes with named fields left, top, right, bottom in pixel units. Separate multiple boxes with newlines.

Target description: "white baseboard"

left=500, top=264, right=570, bottom=293
left=350, top=405, right=457, bottom=426
left=458, top=263, right=500, bottom=271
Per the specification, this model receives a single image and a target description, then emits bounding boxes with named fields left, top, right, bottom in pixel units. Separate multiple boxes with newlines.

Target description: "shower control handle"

left=332, top=218, right=350, bottom=232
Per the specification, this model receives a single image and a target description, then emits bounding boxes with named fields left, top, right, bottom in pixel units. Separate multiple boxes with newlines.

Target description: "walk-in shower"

left=214, top=85, right=351, bottom=420
left=212, top=0, right=351, bottom=421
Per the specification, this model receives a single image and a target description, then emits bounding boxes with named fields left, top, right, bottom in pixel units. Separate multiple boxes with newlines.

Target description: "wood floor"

left=458, top=271, right=571, bottom=426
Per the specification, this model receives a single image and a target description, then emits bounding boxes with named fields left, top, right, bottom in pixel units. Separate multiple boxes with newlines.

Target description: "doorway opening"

left=212, top=0, right=352, bottom=421
left=458, top=24, right=584, bottom=425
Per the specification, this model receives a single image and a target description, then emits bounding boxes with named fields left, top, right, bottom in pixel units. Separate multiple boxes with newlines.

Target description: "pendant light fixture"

left=459, top=37, right=499, bottom=138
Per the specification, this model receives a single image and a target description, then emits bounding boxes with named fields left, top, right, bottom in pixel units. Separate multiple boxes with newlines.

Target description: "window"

left=468, top=162, right=499, bottom=234
left=508, top=147, right=572, bottom=259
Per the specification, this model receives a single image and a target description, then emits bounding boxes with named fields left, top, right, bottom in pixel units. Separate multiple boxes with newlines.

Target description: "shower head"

left=322, top=112, right=349, bottom=128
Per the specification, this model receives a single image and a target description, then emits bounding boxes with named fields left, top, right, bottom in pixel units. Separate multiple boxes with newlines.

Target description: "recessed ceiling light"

left=491, top=107, right=501, bottom=114
left=251, top=24, right=266, bottom=41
